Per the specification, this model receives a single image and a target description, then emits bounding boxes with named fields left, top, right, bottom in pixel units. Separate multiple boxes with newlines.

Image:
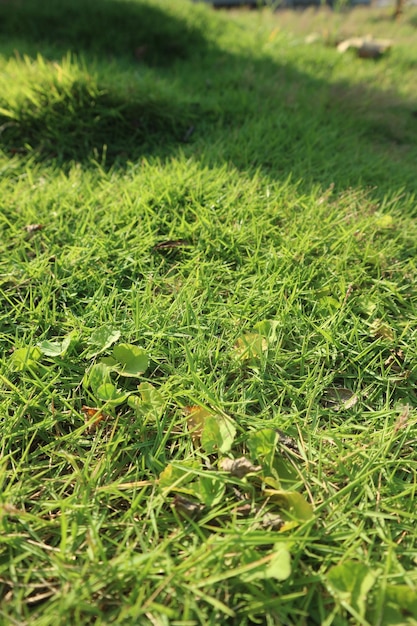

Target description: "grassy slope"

left=1, top=1, right=417, bottom=624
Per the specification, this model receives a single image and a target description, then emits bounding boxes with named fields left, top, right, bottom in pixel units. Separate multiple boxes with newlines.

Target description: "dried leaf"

left=24, top=223, right=44, bottom=234
left=394, top=405, right=410, bottom=433
left=172, top=494, right=203, bottom=518
left=219, top=457, right=261, bottom=479
left=370, top=319, right=394, bottom=341
left=384, top=348, right=404, bottom=372
left=233, top=333, right=268, bottom=361
left=153, top=239, right=191, bottom=250
left=276, top=429, right=298, bottom=452
left=82, top=405, right=108, bottom=433
left=185, top=406, right=236, bottom=454
left=235, top=503, right=253, bottom=517
left=323, top=387, right=358, bottom=411
left=337, top=37, right=392, bottom=58
left=185, top=405, right=205, bottom=443
left=261, top=512, right=284, bottom=531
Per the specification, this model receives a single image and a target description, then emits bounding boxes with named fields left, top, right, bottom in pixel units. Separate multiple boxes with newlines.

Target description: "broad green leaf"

left=327, top=561, right=376, bottom=617
left=127, top=395, right=141, bottom=410
left=139, top=382, right=164, bottom=417
left=84, top=362, right=113, bottom=396
left=112, top=343, right=148, bottom=377
left=240, top=544, right=291, bottom=582
left=11, top=347, right=42, bottom=371
left=186, top=406, right=236, bottom=454
left=385, top=585, right=417, bottom=615
left=273, top=457, right=299, bottom=488
left=201, top=413, right=236, bottom=454
left=96, top=383, right=129, bottom=406
left=86, top=326, right=121, bottom=358
left=319, top=296, right=340, bottom=311
left=372, top=584, right=417, bottom=625
left=159, top=461, right=200, bottom=491
left=37, top=340, right=65, bottom=357
left=100, top=356, right=118, bottom=368
left=359, top=297, right=377, bottom=317
left=247, top=428, right=278, bottom=468
left=263, top=489, right=314, bottom=523
left=60, top=333, right=75, bottom=355
left=37, top=332, right=76, bottom=357
left=253, top=319, right=280, bottom=342
left=187, top=475, right=225, bottom=507
left=127, top=383, right=164, bottom=421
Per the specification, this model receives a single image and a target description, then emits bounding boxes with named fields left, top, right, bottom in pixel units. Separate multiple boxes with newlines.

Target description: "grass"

left=1, top=0, right=417, bottom=624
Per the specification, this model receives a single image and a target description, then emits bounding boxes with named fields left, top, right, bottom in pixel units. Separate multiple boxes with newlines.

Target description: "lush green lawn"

left=1, top=0, right=417, bottom=624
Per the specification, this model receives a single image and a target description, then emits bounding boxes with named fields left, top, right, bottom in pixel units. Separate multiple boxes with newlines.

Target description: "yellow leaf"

left=233, top=333, right=268, bottom=361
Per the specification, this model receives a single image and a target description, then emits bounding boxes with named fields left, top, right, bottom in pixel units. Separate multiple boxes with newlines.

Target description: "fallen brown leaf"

left=384, top=348, right=405, bottom=372
left=184, top=405, right=206, bottom=444
left=261, top=512, right=284, bottom=531
left=276, top=429, right=298, bottom=452
left=394, top=405, right=410, bottom=433
left=172, top=494, right=203, bottom=518
left=370, top=319, right=394, bottom=341
left=82, top=405, right=108, bottom=433
left=153, top=239, right=191, bottom=250
left=337, top=37, right=392, bottom=58
left=219, top=457, right=261, bottom=478
left=24, top=223, right=44, bottom=234
left=323, top=387, right=358, bottom=411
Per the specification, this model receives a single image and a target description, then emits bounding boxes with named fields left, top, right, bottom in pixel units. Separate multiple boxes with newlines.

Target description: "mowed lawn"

left=1, top=0, right=417, bottom=624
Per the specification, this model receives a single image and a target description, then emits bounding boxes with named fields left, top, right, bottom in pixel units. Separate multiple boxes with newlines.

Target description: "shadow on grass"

left=0, top=77, right=195, bottom=162
left=0, top=0, right=209, bottom=64
left=0, top=0, right=416, bottom=193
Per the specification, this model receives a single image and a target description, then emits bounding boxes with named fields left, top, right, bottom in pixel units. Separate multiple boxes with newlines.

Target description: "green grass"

left=1, top=0, right=417, bottom=624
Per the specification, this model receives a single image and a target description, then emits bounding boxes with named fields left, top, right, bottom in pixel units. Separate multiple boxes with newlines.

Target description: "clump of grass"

left=0, top=55, right=196, bottom=164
